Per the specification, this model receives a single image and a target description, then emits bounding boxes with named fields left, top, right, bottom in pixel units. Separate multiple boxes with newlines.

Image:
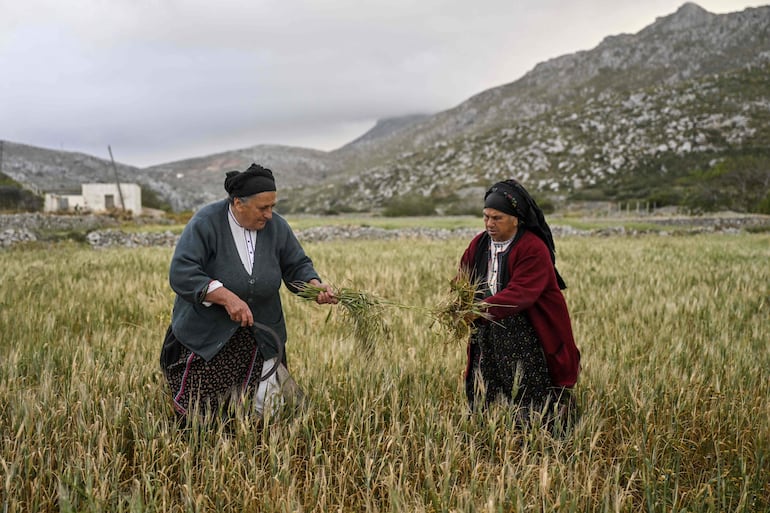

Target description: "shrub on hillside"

left=682, top=153, right=770, bottom=213
left=140, top=185, right=172, bottom=211
left=382, top=194, right=437, bottom=217
left=0, top=186, right=43, bottom=212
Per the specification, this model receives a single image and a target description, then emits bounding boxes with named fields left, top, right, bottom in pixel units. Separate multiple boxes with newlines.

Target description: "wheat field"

left=1, top=233, right=768, bottom=512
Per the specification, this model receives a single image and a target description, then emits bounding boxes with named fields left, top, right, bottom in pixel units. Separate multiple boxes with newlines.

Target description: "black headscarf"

left=224, top=163, right=276, bottom=198
left=484, top=179, right=567, bottom=289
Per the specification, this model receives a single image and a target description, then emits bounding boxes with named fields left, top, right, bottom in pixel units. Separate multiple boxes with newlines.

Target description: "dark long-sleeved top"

left=460, top=230, right=580, bottom=387
left=169, top=200, right=320, bottom=361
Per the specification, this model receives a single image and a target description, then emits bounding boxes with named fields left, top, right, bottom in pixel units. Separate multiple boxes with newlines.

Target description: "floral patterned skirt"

left=465, top=313, right=574, bottom=424
left=161, top=326, right=264, bottom=417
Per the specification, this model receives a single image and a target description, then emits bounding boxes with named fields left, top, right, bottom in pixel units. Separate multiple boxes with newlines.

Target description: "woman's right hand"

left=206, top=287, right=254, bottom=326
left=225, top=297, right=254, bottom=326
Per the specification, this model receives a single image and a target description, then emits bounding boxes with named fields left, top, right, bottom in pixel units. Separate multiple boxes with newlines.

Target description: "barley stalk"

left=429, top=267, right=495, bottom=342
left=2, top=235, right=769, bottom=511
left=294, top=282, right=389, bottom=353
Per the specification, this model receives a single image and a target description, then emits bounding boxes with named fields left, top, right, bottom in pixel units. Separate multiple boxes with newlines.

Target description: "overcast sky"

left=0, top=0, right=765, bottom=167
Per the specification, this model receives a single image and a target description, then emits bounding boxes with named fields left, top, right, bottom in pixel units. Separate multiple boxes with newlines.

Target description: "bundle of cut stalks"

left=294, top=282, right=389, bottom=354
left=431, top=268, right=493, bottom=342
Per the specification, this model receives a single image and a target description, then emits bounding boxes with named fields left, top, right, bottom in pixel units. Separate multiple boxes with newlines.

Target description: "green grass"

left=109, top=214, right=482, bottom=236
left=67, top=213, right=770, bottom=240
left=1, top=234, right=768, bottom=511
left=556, top=217, right=667, bottom=232
left=282, top=214, right=482, bottom=231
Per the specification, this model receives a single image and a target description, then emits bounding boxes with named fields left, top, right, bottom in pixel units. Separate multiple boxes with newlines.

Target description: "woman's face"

left=483, top=207, right=519, bottom=242
left=233, top=191, right=277, bottom=230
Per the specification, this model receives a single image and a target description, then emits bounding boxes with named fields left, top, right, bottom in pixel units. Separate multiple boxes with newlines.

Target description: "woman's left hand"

left=309, top=279, right=338, bottom=304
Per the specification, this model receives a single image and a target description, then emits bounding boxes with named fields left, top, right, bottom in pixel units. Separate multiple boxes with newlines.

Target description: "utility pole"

left=0, top=140, right=4, bottom=176
left=108, top=145, right=126, bottom=211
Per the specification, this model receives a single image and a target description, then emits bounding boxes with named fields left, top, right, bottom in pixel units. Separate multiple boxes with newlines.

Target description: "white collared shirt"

left=227, top=205, right=257, bottom=273
left=487, top=237, right=513, bottom=295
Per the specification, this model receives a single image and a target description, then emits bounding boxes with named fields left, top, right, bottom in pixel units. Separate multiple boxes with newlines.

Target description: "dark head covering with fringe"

left=224, top=163, right=276, bottom=198
left=484, top=179, right=567, bottom=289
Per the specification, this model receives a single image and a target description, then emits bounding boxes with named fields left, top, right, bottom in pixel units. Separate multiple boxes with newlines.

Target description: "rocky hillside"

left=344, top=2, right=769, bottom=160
left=295, top=63, right=769, bottom=214
left=283, top=3, right=770, bottom=214
left=0, top=141, right=140, bottom=195
left=138, top=145, right=336, bottom=211
left=2, top=3, right=768, bottom=214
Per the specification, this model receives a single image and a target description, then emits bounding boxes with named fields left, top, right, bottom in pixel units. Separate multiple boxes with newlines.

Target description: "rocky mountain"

left=0, top=113, right=430, bottom=212
left=138, top=145, right=336, bottom=212
left=344, top=114, right=431, bottom=148
left=284, top=2, right=770, bottom=214
left=300, top=60, right=769, bottom=213
left=2, top=3, right=769, bottom=214
left=0, top=141, right=141, bottom=195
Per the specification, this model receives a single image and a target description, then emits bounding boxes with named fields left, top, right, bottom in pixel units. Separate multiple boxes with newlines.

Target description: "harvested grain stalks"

left=430, top=268, right=495, bottom=342
left=293, top=282, right=389, bottom=354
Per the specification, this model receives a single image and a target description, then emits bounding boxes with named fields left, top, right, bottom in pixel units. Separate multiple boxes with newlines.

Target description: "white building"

left=44, top=183, right=142, bottom=214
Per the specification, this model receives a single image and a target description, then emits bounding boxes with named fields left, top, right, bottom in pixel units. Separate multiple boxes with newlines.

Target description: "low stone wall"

left=0, top=212, right=120, bottom=232
left=1, top=228, right=37, bottom=247
left=294, top=225, right=482, bottom=243
left=1, top=212, right=768, bottom=249
left=85, top=230, right=179, bottom=248
left=0, top=213, right=120, bottom=248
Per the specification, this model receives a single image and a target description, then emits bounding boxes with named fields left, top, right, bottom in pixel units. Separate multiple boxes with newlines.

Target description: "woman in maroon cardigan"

left=460, top=179, right=580, bottom=426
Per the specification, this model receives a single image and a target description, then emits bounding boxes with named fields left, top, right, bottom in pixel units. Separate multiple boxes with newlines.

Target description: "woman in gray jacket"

left=160, top=163, right=335, bottom=422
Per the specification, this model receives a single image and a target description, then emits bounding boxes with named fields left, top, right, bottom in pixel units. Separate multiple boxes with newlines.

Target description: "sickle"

left=250, top=321, right=284, bottom=382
